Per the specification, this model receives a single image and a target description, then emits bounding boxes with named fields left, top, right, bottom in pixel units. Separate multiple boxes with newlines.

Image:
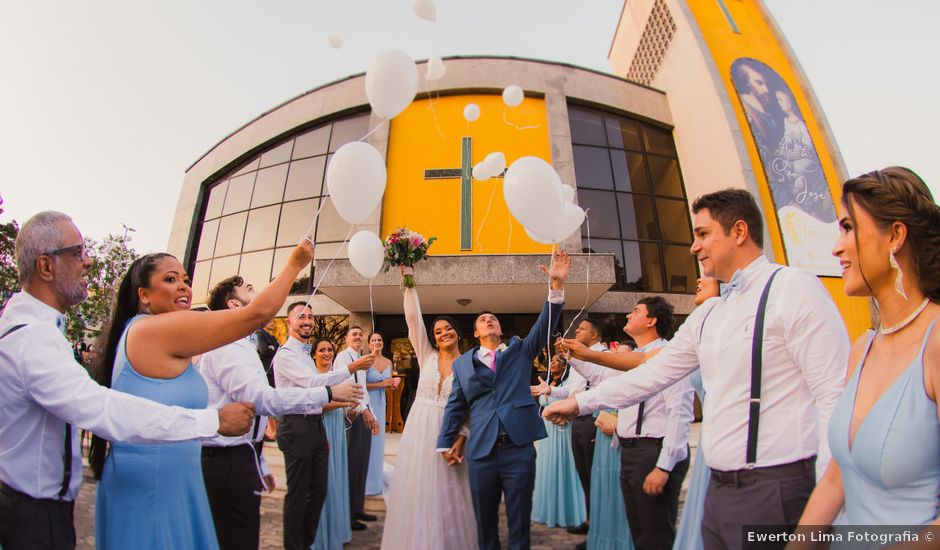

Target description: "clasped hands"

left=441, top=435, right=467, bottom=466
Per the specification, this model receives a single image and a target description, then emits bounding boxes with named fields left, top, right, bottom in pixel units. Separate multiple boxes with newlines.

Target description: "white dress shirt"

left=550, top=342, right=616, bottom=400
left=613, top=338, right=695, bottom=472
left=332, top=347, right=372, bottom=414
left=0, top=291, right=220, bottom=500
left=576, top=256, right=847, bottom=477
left=273, top=337, right=353, bottom=391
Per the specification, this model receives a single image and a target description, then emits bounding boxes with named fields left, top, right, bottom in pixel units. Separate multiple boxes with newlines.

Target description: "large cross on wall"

left=424, top=136, right=473, bottom=250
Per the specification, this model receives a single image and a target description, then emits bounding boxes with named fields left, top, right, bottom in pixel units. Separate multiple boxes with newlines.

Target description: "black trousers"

left=346, top=414, right=371, bottom=518
left=277, top=415, right=330, bottom=550
left=467, top=441, right=537, bottom=550
left=701, top=457, right=815, bottom=550
left=201, top=444, right=263, bottom=550
left=618, top=438, right=690, bottom=550
left=570, top=414, right=596, bottom=517
left=0, top=483, right=75, bottom=550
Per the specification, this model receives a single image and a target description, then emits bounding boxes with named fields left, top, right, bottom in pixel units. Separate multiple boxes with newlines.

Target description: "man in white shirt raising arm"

left=544, top=189, right=848, bottom=550
left=0, top=211, right=255, bottom=550
left=198, top=277, right=364, bottom=550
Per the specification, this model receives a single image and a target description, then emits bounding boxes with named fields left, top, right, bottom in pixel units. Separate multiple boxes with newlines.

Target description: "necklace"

left=878, top=297, right=931, bottom=335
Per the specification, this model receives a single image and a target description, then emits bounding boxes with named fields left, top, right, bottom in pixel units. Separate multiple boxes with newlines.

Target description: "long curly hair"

left=88, top=253, right=173, bottom=479
left=842, top=166, right=940, bottom=302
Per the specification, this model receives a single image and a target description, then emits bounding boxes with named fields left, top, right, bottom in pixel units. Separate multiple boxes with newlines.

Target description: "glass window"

left=239, top=250, right=275, bottom=290
left=284, top=156, right=326, bottom=202
left=191, top=260, right=212, bottom=304
left=207, top=255, right=240, bottom=293
left=196, top=219, right=219, bottom=260
left=618, top=194, right=658, bottom=240
left=215, top=212, right=248, bottom=257
left=313, top=241, right=349, bottom=260
left=583, top=238, right=625, bottom=289
left=663, top=245, right=697, bottom=293
left=251, top=164, right=288, bottom=208
left=277, top=198, right=320, bottom=247
left=242, top=205, right=280, bottom=252
left=648, top=155, right=683, bottom=198
left=611, top=151, right=650, bottom=194
left=232, top=158, right=260, bottom=177
left=622, top=241, right=645, bottom=291
left=568, top=107, right=607, bottom=146
left=204, top=181, right=227, bottom=220
left=605, top=117, right=642, bottom=150
left=222, top=173, right=255, bottom=215
left=292, top=126, right=330, bottom=159
left=259, top=141, right=293, bottom=168
left=643, top=126, right=676, bottom=156
left=640, top=243, right=664, bottom=292
left=572, top=146, right=614, bottom=190
left=578, top=190, right=620, bottom=239
left=328, top=115, right=371, bottom=153
left=656, top=198, right=693, bottom=243
left=315, top=197, right=353, bottom=242
left=272, top=247, right=311, bottom=290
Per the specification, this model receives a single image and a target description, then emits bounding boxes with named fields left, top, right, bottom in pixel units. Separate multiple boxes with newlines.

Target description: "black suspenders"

left=746, top=268, right=783, bottom=467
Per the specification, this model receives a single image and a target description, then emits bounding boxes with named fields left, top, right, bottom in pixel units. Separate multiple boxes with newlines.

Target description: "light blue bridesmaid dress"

left=673, top=368, right=707, bottom=550
left=95, top=315, right=218, bottom=549
left=365, top=366, right=390, bottom=496
left=828, top=319, right=940, bottom=529
left=586, top=416, right=634, bottom=550
left=313, top=406, right=352, bottom=550
left=532, top=378, right=587, bottom=528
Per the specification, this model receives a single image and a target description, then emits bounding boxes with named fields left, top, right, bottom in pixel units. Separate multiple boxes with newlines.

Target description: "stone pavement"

left=74, top=427, right=700, bottom=549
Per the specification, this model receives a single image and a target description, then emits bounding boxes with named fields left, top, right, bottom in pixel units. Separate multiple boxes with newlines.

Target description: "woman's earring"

left=142, top=301, right=152, bottom=314
left=889, top=249, right=909, bottom=301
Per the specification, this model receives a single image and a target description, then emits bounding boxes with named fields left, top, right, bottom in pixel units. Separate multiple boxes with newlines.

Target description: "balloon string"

left=358, top=119, right=388, bottom=143
left=562, top=208, right=591, bottom=339
left=305, top=198, right=329, bottom=239
left=475, top=181, right=498, bottom=253
left=286, top=225, right=355, bottom=337
left=546, top=242, right=555, bottom=377
left=506, top=217, right=513, bottom=254
left=425, top=84, right=446, bottom=141
left=501, top=109, right=540, bottom=131
left=369, top=279, right=375, bottom=337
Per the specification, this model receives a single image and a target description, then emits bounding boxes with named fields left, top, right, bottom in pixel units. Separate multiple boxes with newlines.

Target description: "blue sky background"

left=0, top=0, right=936, bottom=253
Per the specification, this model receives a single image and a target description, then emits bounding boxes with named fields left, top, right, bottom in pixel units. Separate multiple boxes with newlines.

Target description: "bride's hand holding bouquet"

left=383, top=227, right=436, bottom=288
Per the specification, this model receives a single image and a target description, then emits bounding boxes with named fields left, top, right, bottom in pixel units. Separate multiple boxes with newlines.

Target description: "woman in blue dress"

left=794, top=167, right=940, bottom=540
left=532, top=355, right=586, bottom=528
left=587, top=410, right=634, bottom=550
left=312, top=338, right=353, bottom=550
left=365, top=331, right=396, bottom=496
left=90, top=239, right=314, bottom=549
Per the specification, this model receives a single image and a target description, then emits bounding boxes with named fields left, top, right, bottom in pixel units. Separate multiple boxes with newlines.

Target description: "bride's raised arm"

left=403, top=285, right=435, bottom=368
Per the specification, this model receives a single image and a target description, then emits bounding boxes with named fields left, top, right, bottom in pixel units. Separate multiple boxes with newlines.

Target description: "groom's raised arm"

left=521, top=249, right=570, bottom=360
left=437, top=364, right=469, bottom=450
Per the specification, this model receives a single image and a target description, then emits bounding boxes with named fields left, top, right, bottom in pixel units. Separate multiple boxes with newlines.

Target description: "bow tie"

left=301, top=343, right=313, bottom=354
left=720, top=271, right=744, bottom=300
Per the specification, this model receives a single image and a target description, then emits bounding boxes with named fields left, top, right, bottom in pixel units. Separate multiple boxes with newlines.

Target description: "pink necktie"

left=488, top=351, right=497, bottom=372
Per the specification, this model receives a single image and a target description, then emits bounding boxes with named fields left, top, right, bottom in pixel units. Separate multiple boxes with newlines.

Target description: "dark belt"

left=0, top=481, right=73, bottom=505
left=494, top=433, right=513, bottom=446
left=618, top=436, right=664, bottom=447
left=201, top=443, right=263, bottom=457
left=283, top=413, right=323, bottom=422
left=710, top=456, right=816, bottom=488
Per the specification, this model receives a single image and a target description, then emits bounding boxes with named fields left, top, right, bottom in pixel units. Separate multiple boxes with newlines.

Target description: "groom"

left=438, top=249, right=570, bottom=550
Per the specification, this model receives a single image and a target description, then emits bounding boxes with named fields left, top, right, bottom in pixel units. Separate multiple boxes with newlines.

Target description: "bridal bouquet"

left=383, top=227, right=437, bottom=288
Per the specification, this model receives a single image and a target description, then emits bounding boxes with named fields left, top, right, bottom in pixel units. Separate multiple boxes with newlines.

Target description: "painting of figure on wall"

left=731, top=57, right=840, bottom=276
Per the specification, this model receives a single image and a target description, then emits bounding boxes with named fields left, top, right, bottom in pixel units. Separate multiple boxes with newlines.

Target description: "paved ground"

left=75, top=427, right=699, bottom=549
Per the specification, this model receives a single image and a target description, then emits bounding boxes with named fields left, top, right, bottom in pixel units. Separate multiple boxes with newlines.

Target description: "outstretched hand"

left=558, top=338, right=589, bottom=359
left=541, top=397, right=580, bottom=425
left=538, top=248, right=571, bottom=290
left=531, top=376, right=551, bottom=397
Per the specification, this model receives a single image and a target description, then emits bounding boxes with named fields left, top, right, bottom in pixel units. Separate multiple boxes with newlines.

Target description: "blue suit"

left=438, top=299, right=562, bottom=550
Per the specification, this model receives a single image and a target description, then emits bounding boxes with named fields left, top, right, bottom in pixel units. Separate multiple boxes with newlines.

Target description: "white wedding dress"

left=380, top=288, right=477, bottom=550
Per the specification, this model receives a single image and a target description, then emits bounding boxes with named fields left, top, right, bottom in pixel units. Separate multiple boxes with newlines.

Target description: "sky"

left=0, top=0, right=937, bottom=255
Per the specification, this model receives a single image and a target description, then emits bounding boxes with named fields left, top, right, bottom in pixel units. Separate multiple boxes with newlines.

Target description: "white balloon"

left=463, top=103, right=480, bottom=122
left=472, top=161, right=491, bottom=181
left=525, top=228, right=554, bottom=245
left=502, top=85, right=524, bottom=107
left=325, top=142, right=387, bottom=225
left=365, top=51, right=419, bottom=119
left=327, top=35, right=342, bottom=49
left=412, top=0, right=437, bottom=22
left=560, top=184, right=576, bottom=203
left=503, top=157, right=565, bottom=240
left=484, top=152, right=506, bottom=176
left=426, top=56, right=446, bottom=81
left=549, top=202, right=586, bottom=242
left=347, top=231, right=385, bottom=279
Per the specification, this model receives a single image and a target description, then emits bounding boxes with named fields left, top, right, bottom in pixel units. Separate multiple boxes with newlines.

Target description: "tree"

left=64, top=233, right=139, bottom=342
left=0, top=220, right=20, bottom=308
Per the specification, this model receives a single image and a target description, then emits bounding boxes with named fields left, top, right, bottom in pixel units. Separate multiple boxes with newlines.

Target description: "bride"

left=381, top=273, right=477, bottom=550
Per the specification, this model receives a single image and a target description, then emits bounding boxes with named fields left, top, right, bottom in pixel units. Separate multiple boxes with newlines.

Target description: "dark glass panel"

left=572, top=146, right=614, bottom=190
left=582, top=238, right=625, bottom=290
left=577, top=189, right=620, bottom=239
left=648, top=155, right=684, bottom=198
left=618, top=194, right=658, bottom=240
left=663, top=244, right=698, bottom=294
left=605, top=116, right=642, bottom=150
left=568, top=106, right=607, bottom=146
left=643, top=126, right=676, bottom=156
left=656, top=198, right=693, bottom=243
left=611, top=150, right=650, bottom=194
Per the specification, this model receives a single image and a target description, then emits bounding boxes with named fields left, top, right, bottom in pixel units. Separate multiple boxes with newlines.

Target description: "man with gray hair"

left=0, top=211, right=256, bottom=550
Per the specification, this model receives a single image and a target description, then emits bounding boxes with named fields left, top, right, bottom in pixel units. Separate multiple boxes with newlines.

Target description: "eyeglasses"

left=45, top=243, right=88, bottom=259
